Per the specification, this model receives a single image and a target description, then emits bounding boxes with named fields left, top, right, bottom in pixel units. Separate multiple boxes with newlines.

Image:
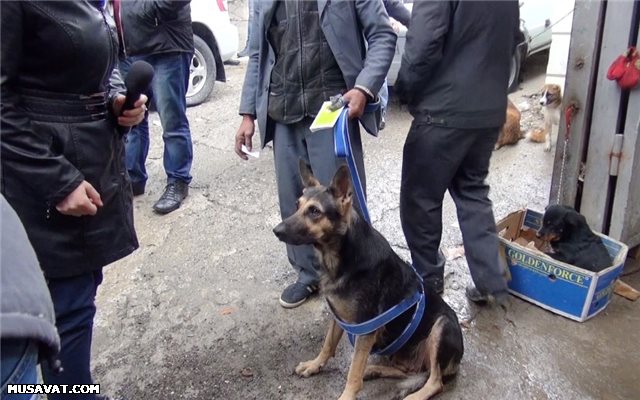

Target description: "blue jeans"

left=120, top=52, right=193, bottom=186
left=1, top=340, right=38, bottom=400
left=41, top=271, right=103, bottom=400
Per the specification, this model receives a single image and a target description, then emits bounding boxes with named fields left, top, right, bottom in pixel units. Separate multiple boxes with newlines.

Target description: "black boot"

left=153, top=181, right=188, bottom=214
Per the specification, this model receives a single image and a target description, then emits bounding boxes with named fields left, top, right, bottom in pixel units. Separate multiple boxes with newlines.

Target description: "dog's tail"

left=526, top=128, right=546, bottom=143
left=393, top=374, right=428, bottom=400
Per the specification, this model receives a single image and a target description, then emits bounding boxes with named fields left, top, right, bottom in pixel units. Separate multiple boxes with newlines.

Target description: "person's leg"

left=150, top=52, right=193, bottom=213
left=306, top=118, right=365, bottom=192
left=400, top=122, right=473, bottom=291
left=152, top=52, right=193, bottom=185
left=1, top=340, right=38, bottom=400
left=41, top=270, right=103, bottom=400
left=120, top=56, right=151, bottom=194
left=238, top=0, right=255, bottom=57
left=273, top=120, right=320, bottom=307
left=448, top=128, right=509, bottom=299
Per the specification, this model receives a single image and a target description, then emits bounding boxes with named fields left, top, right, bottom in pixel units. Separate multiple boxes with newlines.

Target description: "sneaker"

left=465, top=285, right=509, bottom=307
left=279, top=282, right=318, bottom=309
left=152, top=181, right=188, bottom=214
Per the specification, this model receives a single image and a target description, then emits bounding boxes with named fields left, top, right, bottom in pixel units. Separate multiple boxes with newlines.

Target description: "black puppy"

left=273, top=161, right=463, bottom=400
left=536, top=205, right=612, bottom=272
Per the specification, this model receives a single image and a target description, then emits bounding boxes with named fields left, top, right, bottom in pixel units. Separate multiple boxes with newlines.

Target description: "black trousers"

left=400, top=122, right=508, bottom=296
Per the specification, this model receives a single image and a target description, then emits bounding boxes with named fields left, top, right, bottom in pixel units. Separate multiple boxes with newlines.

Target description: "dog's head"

left=536, top=205, right=588, bottom=242
left=539, top=84, right=562, bottom=107
left=273, top=160, right=353, bottom=246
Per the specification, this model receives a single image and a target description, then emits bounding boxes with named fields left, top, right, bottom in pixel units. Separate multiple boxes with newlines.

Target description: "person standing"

left=379, top=0, right=411, bottom=129
left=115, top=0, right=194, bottom=214
left=395, top=0, right=521, bottom=304
left=237, top=0, right=255, bottom=58
left=1, top=196, right=60, bottom=399
left=1, top=1, right=145, bottom=398
left=235, top=0, right=396, bottom=308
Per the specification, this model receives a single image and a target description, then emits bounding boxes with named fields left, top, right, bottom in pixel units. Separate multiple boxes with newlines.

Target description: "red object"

left=216, top=0, right=227, bottom=12
left=607, top=47, right=640, bottom=90
left=565, top=104, right=576, bottom=141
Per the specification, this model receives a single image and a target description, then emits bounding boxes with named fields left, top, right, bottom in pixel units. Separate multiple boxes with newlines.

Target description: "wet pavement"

left=92, top=56, right=640, bottom=400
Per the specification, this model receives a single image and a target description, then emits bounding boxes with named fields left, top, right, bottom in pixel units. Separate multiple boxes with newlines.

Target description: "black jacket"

left=396, top=0, right=520, bottom=128
left=118, top=0, right=194, bottom=57
left=1, top=0, right=138, bottom=278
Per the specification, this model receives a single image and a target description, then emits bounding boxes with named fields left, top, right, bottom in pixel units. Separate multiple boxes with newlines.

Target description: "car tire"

left=187, top=35, right=216, bottom=107
left=508, top=50, right=522, bottom=93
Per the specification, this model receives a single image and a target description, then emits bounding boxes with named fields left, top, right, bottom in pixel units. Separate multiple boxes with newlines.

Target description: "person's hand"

left=112, top=94, right=148, bottom=127
left=235, top=115, right=255, bottom=160
left=391, top=20, right=402, bottom=34
left=342, top=89, right=368, bottom=119
left=56, top=180, right=104, bottom=217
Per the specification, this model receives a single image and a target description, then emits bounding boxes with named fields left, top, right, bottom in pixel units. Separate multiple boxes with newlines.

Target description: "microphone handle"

left=117, top=90, right=144, bottom=136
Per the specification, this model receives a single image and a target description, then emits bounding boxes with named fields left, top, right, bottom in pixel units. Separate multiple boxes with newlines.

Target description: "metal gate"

left=550, top=0, right=640, bottom=249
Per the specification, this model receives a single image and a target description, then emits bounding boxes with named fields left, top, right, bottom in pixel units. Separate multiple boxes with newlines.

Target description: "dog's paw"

left=338, top=393, right=357, bottom=400
left=544, top=143, right=552, bottom=152
left=295, top=360, right=322, bottom=377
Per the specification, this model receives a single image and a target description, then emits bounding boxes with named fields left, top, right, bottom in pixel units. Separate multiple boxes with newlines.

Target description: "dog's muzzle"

left=273, top=222, right=287, bottom=241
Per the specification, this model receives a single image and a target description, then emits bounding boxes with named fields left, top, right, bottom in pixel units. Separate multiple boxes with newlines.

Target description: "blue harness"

left=331, top=101, right=426, bottom=356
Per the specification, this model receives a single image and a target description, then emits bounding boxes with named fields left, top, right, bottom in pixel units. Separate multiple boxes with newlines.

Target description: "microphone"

left=118, top=60, right=154, bottom=135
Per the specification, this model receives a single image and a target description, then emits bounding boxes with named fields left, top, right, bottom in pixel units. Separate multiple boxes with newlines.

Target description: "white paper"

left=241, top=144, right=260, bottom=158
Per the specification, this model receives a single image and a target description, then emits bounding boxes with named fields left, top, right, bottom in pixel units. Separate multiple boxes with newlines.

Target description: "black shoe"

left=424, top=278, right=444, bottom=294
left=279, top=282, right=318, bottom=309
left=131, top=181, right=145, bottom=196
left=152, top=181, right=188, bottom=214
left=465, top=286, right=509, bottom=307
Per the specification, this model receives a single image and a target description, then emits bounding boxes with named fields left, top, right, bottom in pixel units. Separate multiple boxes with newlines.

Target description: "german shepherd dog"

left=273, top=161, right=464, bottom=400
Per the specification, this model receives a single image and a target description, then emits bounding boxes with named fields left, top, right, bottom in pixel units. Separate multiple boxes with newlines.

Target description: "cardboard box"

left=497, top=209, right=628, bottom=322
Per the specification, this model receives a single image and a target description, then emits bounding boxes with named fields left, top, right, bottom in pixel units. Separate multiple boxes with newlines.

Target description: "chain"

left=556, top=136, right=569, bottom=204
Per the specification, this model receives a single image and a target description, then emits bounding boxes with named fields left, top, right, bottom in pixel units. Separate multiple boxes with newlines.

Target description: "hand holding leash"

left=341, top=89, right=367, bottom=119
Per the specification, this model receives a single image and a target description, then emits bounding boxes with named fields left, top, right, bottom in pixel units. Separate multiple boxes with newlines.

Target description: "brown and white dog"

left=495, top=99, right=523, bottom=150
left=527, top=84, right=562, bottom=152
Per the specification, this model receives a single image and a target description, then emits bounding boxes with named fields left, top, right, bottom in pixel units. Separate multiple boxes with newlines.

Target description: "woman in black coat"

left=1, top=1, right=146, bottom=397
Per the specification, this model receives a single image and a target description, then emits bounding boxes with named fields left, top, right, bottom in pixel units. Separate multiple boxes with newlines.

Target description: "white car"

left=188, top=0, right=238, bottom=106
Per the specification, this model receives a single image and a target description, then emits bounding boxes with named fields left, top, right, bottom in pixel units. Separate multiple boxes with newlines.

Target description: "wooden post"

left=550, top=1, right=606, bottom=206
left=580, top=0, right=639, bottom=233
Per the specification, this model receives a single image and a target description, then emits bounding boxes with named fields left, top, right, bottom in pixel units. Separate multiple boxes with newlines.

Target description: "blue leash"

left=331, top=100, right=426, bottom=356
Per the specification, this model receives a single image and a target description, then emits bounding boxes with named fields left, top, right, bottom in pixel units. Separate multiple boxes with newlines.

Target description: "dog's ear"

left=299, top=159, right=320, bottom=188
left=330, top=165, right=353, bottom=201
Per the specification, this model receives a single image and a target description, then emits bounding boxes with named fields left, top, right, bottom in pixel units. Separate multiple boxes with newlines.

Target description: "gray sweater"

left=1, top=195, right=59, bottom=359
